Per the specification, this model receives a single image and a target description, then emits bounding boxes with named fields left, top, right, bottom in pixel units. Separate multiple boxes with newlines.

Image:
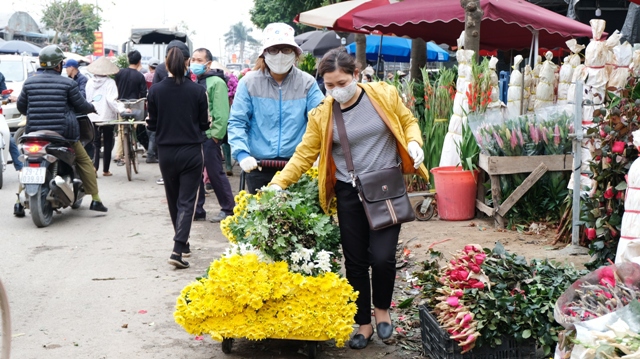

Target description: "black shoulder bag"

left=333, top=101, right=415, bottom=230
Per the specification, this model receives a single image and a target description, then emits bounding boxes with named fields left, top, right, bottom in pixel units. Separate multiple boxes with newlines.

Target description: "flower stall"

left=416, top=243, right=588, bottom=358
left=174, top=169, right=357, bottom=358
left=470, top=108, right=575, bottom=228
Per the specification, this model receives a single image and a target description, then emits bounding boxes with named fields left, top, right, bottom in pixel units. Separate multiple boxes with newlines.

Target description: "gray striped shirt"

left=332, top=91, right=399, bottom=183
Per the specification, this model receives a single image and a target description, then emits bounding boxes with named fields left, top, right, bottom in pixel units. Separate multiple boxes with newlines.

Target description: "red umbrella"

left=295, top=0, right=393, bottom=33
left=352, top=0, right=596, bottom=50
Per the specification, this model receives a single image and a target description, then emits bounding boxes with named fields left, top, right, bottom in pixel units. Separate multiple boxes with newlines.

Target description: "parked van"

left=0, top=54, right=40, bottom=130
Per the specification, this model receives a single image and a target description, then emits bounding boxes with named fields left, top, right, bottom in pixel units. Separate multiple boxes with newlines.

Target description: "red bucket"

left=430, top=166, right=478, bottom=221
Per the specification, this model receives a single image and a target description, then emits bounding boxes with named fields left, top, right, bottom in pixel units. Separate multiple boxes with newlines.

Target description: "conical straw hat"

left=86, top=57, right=120, bottom=76
left=210, top=61, right=229, bottom=72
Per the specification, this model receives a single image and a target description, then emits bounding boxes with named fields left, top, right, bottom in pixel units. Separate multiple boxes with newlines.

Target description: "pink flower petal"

left=138, top=310, right=147, bottom=314
left=195, top=335, right=204, bottom=341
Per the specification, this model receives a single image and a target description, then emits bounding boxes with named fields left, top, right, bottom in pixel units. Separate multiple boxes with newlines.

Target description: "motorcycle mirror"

left=92, top=94, right=103, bottom=102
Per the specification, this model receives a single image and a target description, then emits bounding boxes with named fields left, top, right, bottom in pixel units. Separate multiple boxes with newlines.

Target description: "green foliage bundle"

left=581, top=77, right=640, bottom=269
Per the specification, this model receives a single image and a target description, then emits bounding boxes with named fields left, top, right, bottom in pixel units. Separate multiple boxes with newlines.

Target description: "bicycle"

left=114, top=99, right=146, bottom=181
left=0, top=279, right=11, bottom=359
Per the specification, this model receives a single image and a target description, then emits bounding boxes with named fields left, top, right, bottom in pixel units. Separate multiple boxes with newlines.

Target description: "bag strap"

left=332, top=100, right=357, bottom=185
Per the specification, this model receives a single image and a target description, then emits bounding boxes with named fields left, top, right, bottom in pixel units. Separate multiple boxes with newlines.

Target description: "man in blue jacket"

left=227, top=22, right=324, bottom=194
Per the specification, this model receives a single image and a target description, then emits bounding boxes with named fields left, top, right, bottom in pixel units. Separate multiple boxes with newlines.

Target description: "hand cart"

left=221, top=334, right=327, bottom=358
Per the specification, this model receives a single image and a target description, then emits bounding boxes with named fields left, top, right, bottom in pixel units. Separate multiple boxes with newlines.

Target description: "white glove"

left=407, top=141, right=424, bottom=169
left=240, top=156, right=259, bottom=173
left=268, top=184, right=282, bottom=191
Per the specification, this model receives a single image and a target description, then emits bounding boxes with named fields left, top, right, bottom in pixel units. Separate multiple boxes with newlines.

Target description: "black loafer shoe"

left=194, top=215, right=207, bottom=221
left=90, top=201, right=108, bottom=212
left=376, top=322, right=393, bottom=340
left=348, top=332, right=374, bottom=349
left=13, top=203, right=25, bottom=217
left=168, top=253, right=190, bottom=269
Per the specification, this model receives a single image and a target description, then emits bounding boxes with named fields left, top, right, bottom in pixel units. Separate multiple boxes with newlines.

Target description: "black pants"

left=93, top=125, right=114, bottom=172
left=335, top=180, right=400, bottom=325
left=158, top=144, right=203, bottom=245
left=196, top=139, right=235, bottom=216
left=244, top=167, right=281, bottom=195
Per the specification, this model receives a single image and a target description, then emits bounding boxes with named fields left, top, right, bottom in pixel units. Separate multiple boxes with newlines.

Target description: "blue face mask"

left=190, top=63, right=206, bottom=76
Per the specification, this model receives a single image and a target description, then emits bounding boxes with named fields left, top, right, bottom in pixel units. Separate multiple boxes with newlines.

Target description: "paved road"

left=0, top=159, right=410, bottom=359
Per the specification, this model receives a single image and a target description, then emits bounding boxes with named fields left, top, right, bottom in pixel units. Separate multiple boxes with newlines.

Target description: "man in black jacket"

left=17, top=45, right=108, bottom=213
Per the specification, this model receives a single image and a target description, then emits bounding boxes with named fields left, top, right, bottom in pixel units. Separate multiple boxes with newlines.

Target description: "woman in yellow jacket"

left=270, top=48, right=429, bottom=349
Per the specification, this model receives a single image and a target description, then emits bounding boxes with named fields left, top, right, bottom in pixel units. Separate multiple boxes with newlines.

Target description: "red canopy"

left=295, top=0, right=392, bottom=33
left=352, top=0, right=597, bottom=50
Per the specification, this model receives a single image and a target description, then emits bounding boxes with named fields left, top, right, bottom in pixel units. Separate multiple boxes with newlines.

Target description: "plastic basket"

left=419, top=305, right=537, bottom=359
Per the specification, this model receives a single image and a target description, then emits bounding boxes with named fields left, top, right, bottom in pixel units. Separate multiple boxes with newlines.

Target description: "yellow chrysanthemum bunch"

left=174, top=254, right=358, bottom=347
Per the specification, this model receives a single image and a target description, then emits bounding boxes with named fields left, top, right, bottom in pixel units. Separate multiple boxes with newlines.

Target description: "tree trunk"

left=354, top=33, right=367, bottom=80
left=461, top=0, right=482, bottom=63
left=410, top=38, right=426, bottom=82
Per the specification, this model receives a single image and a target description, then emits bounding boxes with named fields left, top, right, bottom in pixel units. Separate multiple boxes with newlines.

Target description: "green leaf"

left=397, top=297, right=414, bottom=309
left=522, top=329, right=531, bottom=339
left=615, top=182, right=627, bottom=191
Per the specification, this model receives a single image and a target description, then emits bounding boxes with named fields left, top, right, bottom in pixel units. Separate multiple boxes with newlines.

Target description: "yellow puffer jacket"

left=270, top=81, right=429, bottom=214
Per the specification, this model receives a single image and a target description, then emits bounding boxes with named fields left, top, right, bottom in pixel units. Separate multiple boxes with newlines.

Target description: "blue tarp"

left=345, top=35, right=449, bottom=63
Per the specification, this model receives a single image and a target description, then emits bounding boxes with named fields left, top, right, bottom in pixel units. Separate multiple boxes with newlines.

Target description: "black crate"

left=419, top=305, right=537, bottom=359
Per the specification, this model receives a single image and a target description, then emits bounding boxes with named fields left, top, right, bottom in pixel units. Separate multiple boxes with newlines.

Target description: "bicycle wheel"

left=0, top=279, right=12, bottom=359
left=123, top=127, right=132, bottom=181
left=130, top=131, right=139, bottom=175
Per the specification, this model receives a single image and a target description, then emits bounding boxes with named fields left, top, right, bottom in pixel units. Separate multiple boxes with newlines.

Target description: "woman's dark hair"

left=317, top=48, right=356, bottom=77
left=166, top=47, right=186, bottom=84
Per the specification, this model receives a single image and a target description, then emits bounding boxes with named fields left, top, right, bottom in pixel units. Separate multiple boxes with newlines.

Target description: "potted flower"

left=430, top=58, right=489, bottom=220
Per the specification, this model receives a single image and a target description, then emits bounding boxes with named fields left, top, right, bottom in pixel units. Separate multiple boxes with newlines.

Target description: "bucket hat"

left=86, top=56, right=120, bottom=76
left=260, top=23, right=302, bottom=55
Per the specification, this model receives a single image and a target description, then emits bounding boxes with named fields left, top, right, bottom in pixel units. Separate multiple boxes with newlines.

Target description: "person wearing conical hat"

left=86, top=56, right=122, bottom=177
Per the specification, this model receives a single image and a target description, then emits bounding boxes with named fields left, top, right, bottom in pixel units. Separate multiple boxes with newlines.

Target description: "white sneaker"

left=156, top=178, right=164, bottom=185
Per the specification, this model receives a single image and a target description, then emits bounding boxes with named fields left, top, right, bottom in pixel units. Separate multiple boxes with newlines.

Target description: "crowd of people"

left=4, top=21, right=429, bottom=350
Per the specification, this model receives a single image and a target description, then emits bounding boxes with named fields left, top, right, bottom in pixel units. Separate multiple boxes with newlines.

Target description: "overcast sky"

left=8, top=0, right=263, bottom=60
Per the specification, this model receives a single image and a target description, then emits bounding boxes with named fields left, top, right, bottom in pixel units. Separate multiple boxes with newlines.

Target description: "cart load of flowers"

left=174, top=169, right=358, bottom=347
left=553, top=262, right=640, bottom=359
left=417, top=243, right=588, bottom=356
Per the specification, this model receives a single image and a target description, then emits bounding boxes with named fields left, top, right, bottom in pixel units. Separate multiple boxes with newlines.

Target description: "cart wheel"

left=306, top=341, right=317, bottom=359
left=221, top=338, right=233, bottom=354
left=414, top=201, right=434, bottom=221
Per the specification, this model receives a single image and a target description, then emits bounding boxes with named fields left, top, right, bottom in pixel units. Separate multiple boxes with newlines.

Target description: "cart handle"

left=257, top=160, right=288, bottom=169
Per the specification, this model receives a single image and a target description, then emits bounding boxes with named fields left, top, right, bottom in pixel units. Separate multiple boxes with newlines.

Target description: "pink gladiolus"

left=454, top=290, right=464, bottom=297
left=530, top=124, right=538, bottom=144
left=612, top=141, right=625, bottom=154
left=517, top=128, right=525, bottom=146
left=554, top=124, right=561, bottom=146
left=446, top=296, right=460, bottom=306
left=542, top=128, right=549, bottom=143
left=494, top=133, right=504, bottom=148
left=474, top=253, right=486, bottom=265
left=510, top=132, right=518, bottom=149
left=461, top=313, right=473, bottom=325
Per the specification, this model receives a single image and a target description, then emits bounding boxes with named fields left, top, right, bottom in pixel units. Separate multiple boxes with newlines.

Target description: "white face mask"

left=327, top=79, right=358, bottom=104
left=264, top=52, right=296, bottom=75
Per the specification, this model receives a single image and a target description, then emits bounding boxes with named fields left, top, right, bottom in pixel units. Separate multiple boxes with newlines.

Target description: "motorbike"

left=17, top=115, right=94, bottom=228
left=0, top=89, right=16, bottom=189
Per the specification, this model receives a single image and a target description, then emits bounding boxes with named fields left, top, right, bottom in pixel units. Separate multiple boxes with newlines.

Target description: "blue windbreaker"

left=228, top=67, right=324, bottom=162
